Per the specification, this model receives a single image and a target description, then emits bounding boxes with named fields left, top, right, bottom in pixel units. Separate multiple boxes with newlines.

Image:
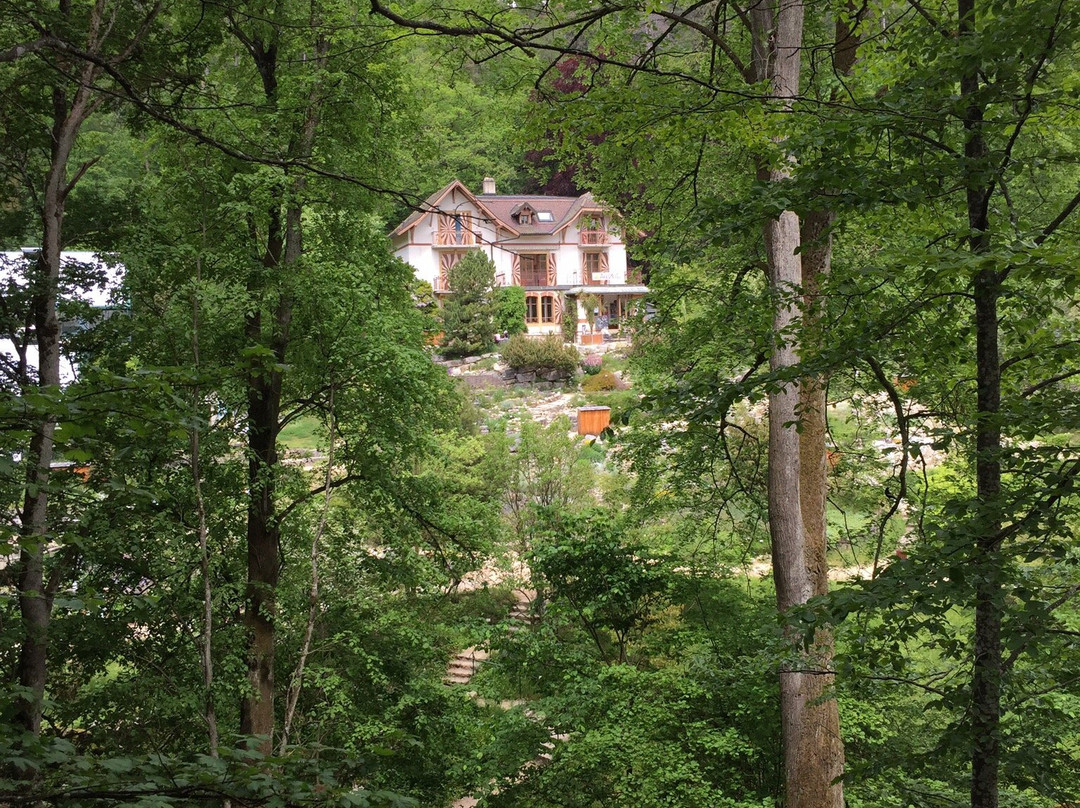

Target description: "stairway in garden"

left=443, top=588, right=535, bottom=687
left=444, top=646, right=490, bottom=686
left=447, top=588, right=560, bottom=808
left=506, top=589, right=534, bottom=633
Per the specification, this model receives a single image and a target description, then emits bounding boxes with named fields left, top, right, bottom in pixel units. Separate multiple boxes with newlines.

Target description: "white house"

left=0, top=249, right=122, bottom=387
left=390, top=178, right=647, bottom=342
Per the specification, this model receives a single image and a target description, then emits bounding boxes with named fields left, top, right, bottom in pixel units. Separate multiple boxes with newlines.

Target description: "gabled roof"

left=552, top=193, right=607, bottom=235
left=392, top=180, right=519, bottom=238
left=391, top=180, right=614, bottom=240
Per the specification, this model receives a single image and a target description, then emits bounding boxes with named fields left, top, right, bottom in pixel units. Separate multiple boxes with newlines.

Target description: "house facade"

left=391, top=178, right=647, bottom=342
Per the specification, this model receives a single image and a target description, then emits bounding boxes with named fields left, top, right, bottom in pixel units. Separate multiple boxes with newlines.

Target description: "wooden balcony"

left=580, top=229, right=609, bottom=245
left=520, top=270, right=549, bottom=286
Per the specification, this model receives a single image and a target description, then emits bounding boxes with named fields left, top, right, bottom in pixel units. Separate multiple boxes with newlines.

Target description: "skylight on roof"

left=536, top=211, right=554, bottom=222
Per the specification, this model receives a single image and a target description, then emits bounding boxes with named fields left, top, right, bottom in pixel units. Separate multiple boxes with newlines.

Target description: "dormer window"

left=512, top=202, right=550, bottom=225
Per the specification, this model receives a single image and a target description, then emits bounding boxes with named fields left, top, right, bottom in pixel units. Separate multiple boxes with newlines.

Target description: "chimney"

left=482, top=177, right=496, bottom=195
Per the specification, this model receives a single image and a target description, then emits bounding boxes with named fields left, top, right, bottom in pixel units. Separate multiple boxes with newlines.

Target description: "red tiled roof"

left=392, top=180, right=608, bottom=238
left=479, top=195, right=578, bottom=235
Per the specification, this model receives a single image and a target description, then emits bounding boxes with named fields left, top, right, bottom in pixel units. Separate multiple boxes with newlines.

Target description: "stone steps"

left=443, top=590, right=536, bottom=686
left=445, top=587, right=569, bottom=807
left=443, top=647, right=489, bottom=686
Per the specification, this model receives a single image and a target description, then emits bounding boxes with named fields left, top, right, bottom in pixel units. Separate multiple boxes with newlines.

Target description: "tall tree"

left=791, top=7, right=863, bottom=804
left=225, top=5, right=330, bottom=747
left=800, top=1, right=1080, bottom=804
left=746, top=1, right=847, bottom=803
left=0, top=0, right=163, bottom=737
left=918, top=2, right=1079, bottom=804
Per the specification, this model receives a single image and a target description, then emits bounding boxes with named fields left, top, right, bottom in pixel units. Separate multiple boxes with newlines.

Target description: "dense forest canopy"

left=1, top=2, right=1078, bottom=808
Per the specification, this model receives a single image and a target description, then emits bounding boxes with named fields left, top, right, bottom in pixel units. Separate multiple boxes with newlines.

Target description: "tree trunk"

left=794, top=209, right=846, bottom=808
left=970, top=269, right=1001, bottom=808
left=237, top=26, right=327, bottom=752
left=799, top=211, right=832, bottom=601
left=239, top=209, right=285, bottom=746
left=750, top=3, right=844, bottom=806
left=786, top=12, right=862, bottom=801
left=14, top=58, right=97, bottom=736
left=958, top=1, right=1002, bottom=804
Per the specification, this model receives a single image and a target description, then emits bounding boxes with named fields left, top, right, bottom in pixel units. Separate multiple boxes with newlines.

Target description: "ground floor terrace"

left=522, top=284, right=649, bottom=344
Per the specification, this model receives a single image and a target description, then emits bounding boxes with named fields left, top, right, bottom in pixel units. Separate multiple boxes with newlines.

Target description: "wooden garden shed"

left=577, top=405, right=611, bottom=436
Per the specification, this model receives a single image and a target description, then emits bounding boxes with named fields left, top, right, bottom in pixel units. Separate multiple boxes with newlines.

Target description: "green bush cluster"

left=492, top=285, right=527, bottom=337
left=582, top=369, right=619, bottom=392
left=501, top=334, right=580, bottom=373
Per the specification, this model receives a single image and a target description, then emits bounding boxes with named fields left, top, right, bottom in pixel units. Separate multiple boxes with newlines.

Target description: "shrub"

left=580, top=292, right=602, bottom=332
left=561, top=294, right=578, bottom=343
left=492, top=285, right=526, bottom=337
left=582, top=354, right=603, bottom=375
left=582, top=369, right=618, bottom=392
left=502, top=334, right=580, bottom=373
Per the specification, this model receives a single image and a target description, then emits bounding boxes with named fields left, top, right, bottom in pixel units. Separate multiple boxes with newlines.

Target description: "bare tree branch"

left=0, top=38, right=51, bottom=62
left=906, top=0, right=953, bottom=38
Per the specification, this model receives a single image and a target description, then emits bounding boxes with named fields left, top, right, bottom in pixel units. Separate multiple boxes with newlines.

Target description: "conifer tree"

left=441, top=249, right=497, bottom=358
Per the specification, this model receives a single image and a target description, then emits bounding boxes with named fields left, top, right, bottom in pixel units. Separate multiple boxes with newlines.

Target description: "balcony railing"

left=580, top=229, right=609, bottom=245
left=569, top=271, right=611, bottom=286
left=520, top=271, right=549, bottom=286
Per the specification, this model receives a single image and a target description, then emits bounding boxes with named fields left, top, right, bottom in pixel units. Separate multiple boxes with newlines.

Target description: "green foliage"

left=4, top=3, right=1080, bottom=806
left=492, top=285, right=526, bottom=336
left=505, top=416, right=597, bottom=549
left=392, top=40, right=533, bottom=225
left=410, top=278, right=440, bottom=342
left=441, top=250, right=498, bottom=358
left=0, top=731, right=419, bottom=807
left=581, top=369, right=618, bottom=392
left=530, top=511, right=671, bottom=664
left=0, top=7, right=466, bottom=804
left=478, top=575, right=784, bottom=808
left=501, top=334, right=580, bottom=373
left=561, top=295, right=578, bottom=343
left=579, top=293, right=601, bottom=333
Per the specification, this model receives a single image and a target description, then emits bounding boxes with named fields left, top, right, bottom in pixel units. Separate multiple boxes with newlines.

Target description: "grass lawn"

left=279, top=415, right=325, bottom=451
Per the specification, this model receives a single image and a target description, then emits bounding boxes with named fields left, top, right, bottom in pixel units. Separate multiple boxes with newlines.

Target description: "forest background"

left=1, top=1, right=1079, bottom=808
